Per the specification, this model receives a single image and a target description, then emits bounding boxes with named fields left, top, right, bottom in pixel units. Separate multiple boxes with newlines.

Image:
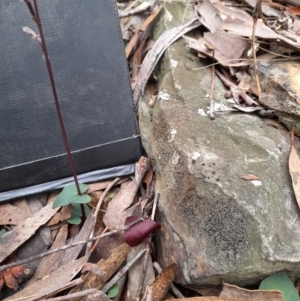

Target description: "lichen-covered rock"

left=139, top=3, right=300, bottom=287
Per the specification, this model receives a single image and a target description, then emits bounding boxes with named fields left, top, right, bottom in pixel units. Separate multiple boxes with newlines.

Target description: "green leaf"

left=67, top=211, right=82, bottom=225
left=83, top=203, right=91, bottom=215
left=107, top=284, right=119, bottom=298
left=52, top=184, right=90, bottom=208
left=259, top=272, right=299, bottom=301
left=72, top=203, right=83, bottom=217
left=108, top=193, right=114, bottom=199
left=0, top=229, right=6, bottom=237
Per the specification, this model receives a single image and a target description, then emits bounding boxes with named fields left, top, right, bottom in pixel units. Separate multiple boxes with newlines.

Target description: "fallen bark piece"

left=4, top=255, right=88, bottom=301
left=220, top=282, right=283, bottom=301
left=69, top=243, right=130, bottom=298
left=0, top=204, right=60, bottom=263
left=145, top=263, right=177, bottom=301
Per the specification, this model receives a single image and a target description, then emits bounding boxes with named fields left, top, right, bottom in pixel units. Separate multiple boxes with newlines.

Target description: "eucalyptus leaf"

left=52, top=183, right=90, bottom=208
left=259, top=272, right=299, bottom=301
left=107, top=283, right=119, bottom=298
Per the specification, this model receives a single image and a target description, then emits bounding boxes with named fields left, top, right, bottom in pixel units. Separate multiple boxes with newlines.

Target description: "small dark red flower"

left=124, top=216, right=161, bottom=247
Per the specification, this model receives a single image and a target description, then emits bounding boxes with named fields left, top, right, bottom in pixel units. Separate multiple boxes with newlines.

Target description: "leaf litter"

left=2, top=0, right=300, bottom=300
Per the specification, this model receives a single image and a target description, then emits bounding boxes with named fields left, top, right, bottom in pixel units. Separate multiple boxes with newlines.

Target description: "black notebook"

left=0, top=0, right=143, bottom=201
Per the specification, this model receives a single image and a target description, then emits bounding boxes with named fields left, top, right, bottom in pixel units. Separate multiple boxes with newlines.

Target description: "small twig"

left=39, top=289, right=98, bottom=301
left=136, top=248, right=151, bottom=301
left=252, top=1, right=261, bottom=99
left=93, top=177, right=121, bottom=218
left=153, top=262, right=184, bottom=298
left=0, top=219, right=142, bottom=272
left=101, top=248, right=147, bottom=293
left=215, top=69, right=259, bottom=106
left=209, top=50, right=215, bottom=120
left=87, top=177, right=122, bottom=252
left=89, top=226, right=108, bottom=254
left=136, top=193, right=160, bottom=300
left=151, top=192, right=160, bottom=220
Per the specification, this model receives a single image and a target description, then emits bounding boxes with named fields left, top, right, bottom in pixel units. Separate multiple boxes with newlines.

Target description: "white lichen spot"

left=191, top=151, right=201, bottom=160
left=164, top=8, right=173, bottom=22
left=198, top=108, right=207, bottom=116
left=207, top=102, right=232, bottom=113
left=220, top=13, right=227, bottom=20
left=183, top=260, right=191, bottom=282
left=227, top=98, right=235, bottom=104
left=158, top=90, right=170, bottom=101
left=266, top=149, right=278, bottom=159
left=175, top=83, right=182, bottom=90
left=172, top=150, right=180, bottom=165
left=252, top=180, right=262, bottom=187
left=170, top=59, right=178, bottom=68
left=168, top=129, right=177, bottom=143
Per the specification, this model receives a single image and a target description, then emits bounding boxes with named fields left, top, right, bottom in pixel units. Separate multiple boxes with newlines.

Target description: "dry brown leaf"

left=88, top=177, right=129, bottom=193
left=236, top=71, right=252, bottom=91
left=11, top=198, right=32, bottom=218
left=46, top=191, right=61, bottom=205
left=125, top=6, right=162, bottom=58
left=125, top=243, right=155, bottom=300
left=240, top=174, right=260, bottom=181
left=0, top=203, right=32, bottom=226
left=147, top=263, right=177, bottom=301
left=57, top=212, right=96, bottom=267
left=198, top=0, right=300, bottom=51
left=0, top=204, right=60, bottom=263
left=143, top=167, right=153, bottom=197
left=28, top=223, right=68, bottom=284
left=220, top=282, right=283, bottom=301
left=0, top=258, right=25, bottom=291
left=4, top=255, right=88, bottom=301
left=46, top=205, right=72, bottom=226
left=103, top=157, right=150, bottom=229
left=288, top=5, right=300, bottom=15
left=289, top=129, right=300, bottom=208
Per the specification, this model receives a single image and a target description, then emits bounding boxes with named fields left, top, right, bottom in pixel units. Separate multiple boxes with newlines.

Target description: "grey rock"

left=138, top=3, right=300, bottom=286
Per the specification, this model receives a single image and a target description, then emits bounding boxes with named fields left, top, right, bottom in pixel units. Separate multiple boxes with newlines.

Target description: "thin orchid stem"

left=30, top=0, right=81, bottom=195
